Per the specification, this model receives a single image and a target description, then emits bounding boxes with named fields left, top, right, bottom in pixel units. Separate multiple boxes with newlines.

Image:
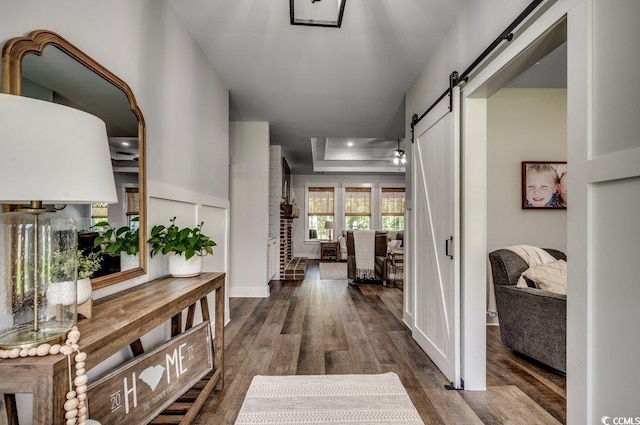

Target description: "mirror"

left=2, top=30, right=147, bottom=289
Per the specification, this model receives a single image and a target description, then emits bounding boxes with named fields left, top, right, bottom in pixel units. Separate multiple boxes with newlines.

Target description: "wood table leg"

left=129, top=339, right=145, bottom=357
left=0, top=394, right=18, bottom=425
left=199, top=292, right=224, bottom=390
left=185, top=304, right=196, bottom=331
left=209, top=285, right=225, bottom=391
left=171, top=313, right=182, bottom=338
left=33, top=373, right=64, bottom=425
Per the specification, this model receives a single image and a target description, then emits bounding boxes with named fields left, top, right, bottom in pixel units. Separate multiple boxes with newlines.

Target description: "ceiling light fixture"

left=290, top=0, right=347, bottom=28
left=392, top=140, right=406, bottom=165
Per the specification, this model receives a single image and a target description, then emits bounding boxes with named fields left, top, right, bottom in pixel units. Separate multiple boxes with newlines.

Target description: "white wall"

left=487, top=88, right=567, bottom=253
left=268, top=146, right=285, bottom=279
left=0, top=2, right=230, bottom=423
left=579, top=0, right=640, bottom=421
left=268, top=146, right=284, bottom=241
left=229, top=122, right=270, bottom=297
left=292, top=174, right=404, bottom=259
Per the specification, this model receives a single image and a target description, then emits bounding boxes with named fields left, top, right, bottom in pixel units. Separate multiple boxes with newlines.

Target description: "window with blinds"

left=308, top=187, right=334, bottom=216
left=344, top=187, right=371, bottom=230
left=381, top=188, right=405, bottom=230
left=126, top=188, right=139, bottom=216
left=307, top=187, right=334, bottom=240
left=91, top=203, right=108, bottom=228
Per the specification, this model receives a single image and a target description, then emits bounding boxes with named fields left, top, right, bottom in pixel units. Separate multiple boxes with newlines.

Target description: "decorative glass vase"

left=0, top=210, right=77, bottom=349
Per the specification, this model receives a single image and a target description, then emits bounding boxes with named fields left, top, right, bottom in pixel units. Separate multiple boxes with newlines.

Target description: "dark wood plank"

left=0, top=394, right=18, bottom=425
left=482, top=326, right=566, bottom=423
left=460, top=385, right=561, bottom=425
left=129, top=338, right=145, bottom=357
left=185, top=304, right=196, bottom=330
left=280, top=293, right=305, bottom=335
left=324, top=350, right=354, bottom=375
left=180, top=369, right=222, bottom=425
left=296, top=332, right=325, bottom=375
left=161, top=402, right=191, bottom=414
left=171, top=313, right=182, bottom=337
left=267, top=334, right=301, bottom=375
left=321, top=280, right=349, bottom=352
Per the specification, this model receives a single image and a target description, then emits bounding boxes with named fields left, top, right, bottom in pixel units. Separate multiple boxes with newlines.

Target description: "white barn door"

left=411, top=88, right=461, bottom=388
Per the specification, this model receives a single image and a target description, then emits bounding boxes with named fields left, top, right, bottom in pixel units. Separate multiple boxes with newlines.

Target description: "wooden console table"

left=0, top=272, right=225, bottom=425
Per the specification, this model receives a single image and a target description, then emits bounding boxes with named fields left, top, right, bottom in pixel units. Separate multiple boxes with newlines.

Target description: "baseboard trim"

left=486, top=313, right=499, bottom=326
left=403, top=312, right=414, bottom=330
left=229, top=286, right=270, bottom=298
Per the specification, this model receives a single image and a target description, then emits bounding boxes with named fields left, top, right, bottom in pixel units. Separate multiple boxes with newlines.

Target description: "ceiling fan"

left=392, top=139, right=406, bottom=165
left=360, top=139, right=408, bottom=165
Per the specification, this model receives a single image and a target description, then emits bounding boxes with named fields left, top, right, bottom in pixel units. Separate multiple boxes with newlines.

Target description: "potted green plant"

left=47, top=250, right=102, bottom=306
left=147, top=217, right=217, bottom=277
left=93, top=218, right=140, bottom=271
left=76, top=250, right=102, bottom=305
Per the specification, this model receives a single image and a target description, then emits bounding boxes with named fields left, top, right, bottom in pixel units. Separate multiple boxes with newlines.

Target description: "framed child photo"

left=522, top=161, right=567, bottom=209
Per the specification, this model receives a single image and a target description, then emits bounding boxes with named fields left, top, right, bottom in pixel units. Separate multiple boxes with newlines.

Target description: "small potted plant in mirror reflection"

left=92, top=217, right=140, bottom=272
left=147, top=217, right=216, bottom=278
left=46, top=250, right=102, bottom=308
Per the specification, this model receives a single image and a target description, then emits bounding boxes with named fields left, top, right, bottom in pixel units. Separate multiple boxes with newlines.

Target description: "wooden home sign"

left=87, top=321, right=213, bottom=424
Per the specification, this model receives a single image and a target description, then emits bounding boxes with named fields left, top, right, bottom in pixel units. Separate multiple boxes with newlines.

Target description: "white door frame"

left=459, top=2, right=578, bottom=391
left=403, top=2, right=589, bottom=417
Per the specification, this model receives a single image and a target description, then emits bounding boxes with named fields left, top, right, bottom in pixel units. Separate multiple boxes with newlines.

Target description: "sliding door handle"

left=445, top=236, right=453, bottom=259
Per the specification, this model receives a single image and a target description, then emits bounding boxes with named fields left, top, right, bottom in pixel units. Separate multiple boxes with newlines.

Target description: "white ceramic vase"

left=46, top=281, right=76, bottom=306
left=120, top=253, right=139, bottom=271
left=77, top=277, right=93, bottom=305
left=168, top=253, right=203, bottom=278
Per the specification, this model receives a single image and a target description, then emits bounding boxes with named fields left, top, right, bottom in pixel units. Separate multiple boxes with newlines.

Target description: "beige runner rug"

left=234, top=372, right=424, bottom=424
left=319, top=262, right=348, bottom=280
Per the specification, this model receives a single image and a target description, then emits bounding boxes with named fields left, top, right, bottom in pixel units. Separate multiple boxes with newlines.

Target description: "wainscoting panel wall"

left=76, top=181, right=231, bottom=406
left=147, top=181, right=230, bottom=320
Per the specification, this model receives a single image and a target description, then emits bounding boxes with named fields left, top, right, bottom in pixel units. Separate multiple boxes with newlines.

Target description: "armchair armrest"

left=494, top=285, right=566, bottom=372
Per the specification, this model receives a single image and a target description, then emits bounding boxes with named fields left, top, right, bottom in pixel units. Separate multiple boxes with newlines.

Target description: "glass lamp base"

left=0, top=209, right=78, bottom=350
left=0, top=321, right=70, bottom=350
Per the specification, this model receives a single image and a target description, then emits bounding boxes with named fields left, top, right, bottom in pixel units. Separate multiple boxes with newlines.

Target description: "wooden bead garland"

left=0, top=326, right=98, bottom=425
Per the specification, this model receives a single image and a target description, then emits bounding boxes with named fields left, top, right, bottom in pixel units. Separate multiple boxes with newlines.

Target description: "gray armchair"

left=488, top=248, right=566, bottom=373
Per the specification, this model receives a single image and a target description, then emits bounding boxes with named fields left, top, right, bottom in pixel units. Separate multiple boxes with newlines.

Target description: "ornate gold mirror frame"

left=2, top=30, right=147, bottom=290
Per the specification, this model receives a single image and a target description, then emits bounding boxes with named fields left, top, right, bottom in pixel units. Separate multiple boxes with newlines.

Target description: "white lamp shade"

left=0, top=93, right=117, bottom=204
left=325, top=220, right=335, bottom=230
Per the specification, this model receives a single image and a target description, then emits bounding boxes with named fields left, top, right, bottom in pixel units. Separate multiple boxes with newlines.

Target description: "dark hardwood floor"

left=194, top=261, right=566, bottom=424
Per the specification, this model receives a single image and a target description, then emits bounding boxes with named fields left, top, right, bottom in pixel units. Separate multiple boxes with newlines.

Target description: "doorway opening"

left=465, top=16, right=568, bottom=422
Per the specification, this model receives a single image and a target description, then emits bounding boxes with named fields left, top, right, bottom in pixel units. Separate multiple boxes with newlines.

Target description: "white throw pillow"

left=339, top=236, right=347, bottom=252
left=519, top=260, right=567, bottom=295
left=387, top=239, right=402, bottom=250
